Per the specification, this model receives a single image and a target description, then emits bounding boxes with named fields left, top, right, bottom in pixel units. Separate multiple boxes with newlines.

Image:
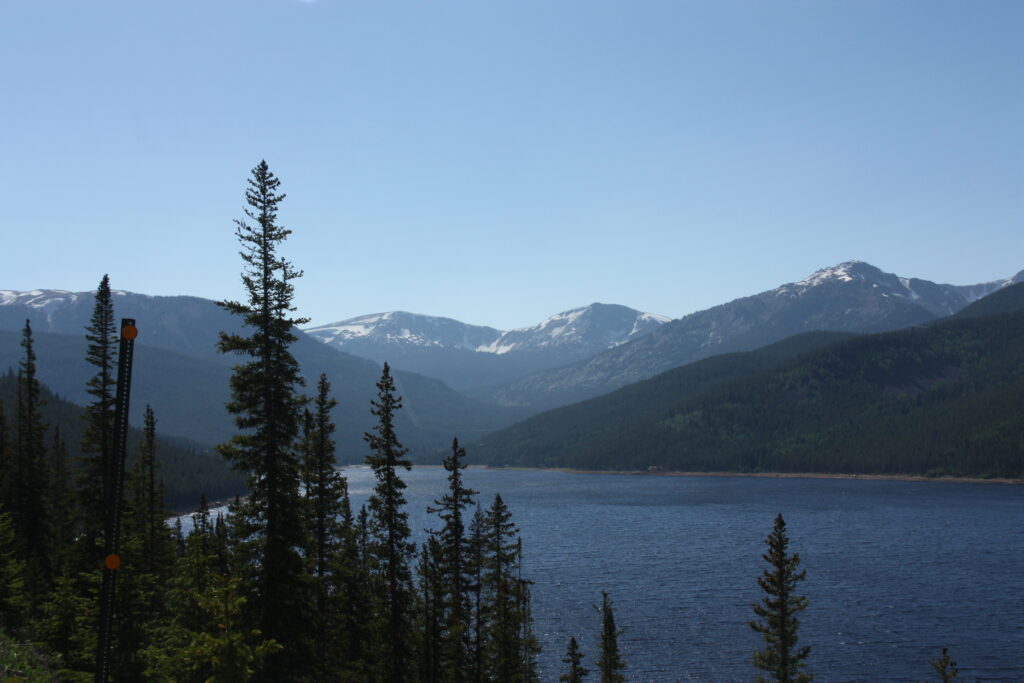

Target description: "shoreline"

left=473, top=465, right=1022, bottom=485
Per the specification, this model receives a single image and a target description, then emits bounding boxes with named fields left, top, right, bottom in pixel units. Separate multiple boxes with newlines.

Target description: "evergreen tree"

left=426, top=437, right=478, bottom=681
left=79, top=274, right=117, bottom=554
left=116, top=406, right=176, bottom=680
left=926, top=647, right=959, bottom=683
left=364, top=362, right=416, bottom=683
left=216, top=160, right=310, bottom=680
left=482, top=493, right=538, bottom=681
left=48, top=428, right=75, bottom=574
left=595, top=592, right=625, bottom=683
left=0, top=401, right=9, bottom=512
left=126, top=406, right=173, bottom=576
left=516, top=538, right=541, bottom=681
left=180, top=572, right=281, bottom=683
left=560, top=637, right=589, bottom=683
left=331, top=482, right=370, bottom=681
left=300, top=374, right=348, bottom=680
left=13, top=319, right=52, bottom=602
left=417, top=536, right=445, bottom=683
left=749, top=514, right=813, bottom=683
left=467, top=504, right=486, bottom=682
left=0, top=512, right=28, bottom=636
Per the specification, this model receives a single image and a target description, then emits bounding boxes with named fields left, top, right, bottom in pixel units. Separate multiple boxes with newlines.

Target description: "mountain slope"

left=0, top=291, right=528, bottom=457
left=472, top=330, right=854, bottom=468
left=474, top=297, right=1024, bottom=478
left=487, top=261, right=1023, bottom=410
left=304, top=303, right=669, bottom=391
left=952, top=282, right=1024, bottom=319
left=0, top=371, right=243, bottom=507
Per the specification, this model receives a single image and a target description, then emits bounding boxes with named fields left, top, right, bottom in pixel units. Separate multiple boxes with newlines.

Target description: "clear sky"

left=2, top=1, right=1021, bottom=330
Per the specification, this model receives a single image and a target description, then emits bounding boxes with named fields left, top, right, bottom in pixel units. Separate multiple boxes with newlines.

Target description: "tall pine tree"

left=482, top=493, right=538, bottom=681
left=427, top=437, right=478, bottom=681
left=216, top=160, right=311, bottom=680
left=749, top=513, right=813, bottom=683
left=364, top=362, right=416, bottom=683
left=595, top=591, right=625, bottom=683
left=14, top=319, right=52, bottom=603
left=79, top=274, right=117, bottom=556
left=300, top=374, right=349, bottom=680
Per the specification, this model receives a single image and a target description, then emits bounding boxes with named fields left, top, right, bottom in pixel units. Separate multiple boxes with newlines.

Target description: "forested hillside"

left=474, top=308, right=1024, bottom=478
left=472, top=331, right=854, bottom=468
left=0, top=326, right=528, bottom=460
left=0, top=371, right=242, bottom=508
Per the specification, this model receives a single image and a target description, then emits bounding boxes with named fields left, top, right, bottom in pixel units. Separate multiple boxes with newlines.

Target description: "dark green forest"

left=473, top=287, right=1024, bottom=479
left=0, top=372, right=243, bottom=509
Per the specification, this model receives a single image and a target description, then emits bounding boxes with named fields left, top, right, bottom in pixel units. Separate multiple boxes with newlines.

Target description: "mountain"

left=304, top=303, right=669, bottom=391
left=0, top=289, right=528, bottom=458
left=472, top=288, right=1024, bottom=478
left=486, top=261, right=1024, bottom=410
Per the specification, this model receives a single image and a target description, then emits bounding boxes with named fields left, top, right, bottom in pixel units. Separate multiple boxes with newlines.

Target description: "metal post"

left=96, top=318, right=137, bottom=683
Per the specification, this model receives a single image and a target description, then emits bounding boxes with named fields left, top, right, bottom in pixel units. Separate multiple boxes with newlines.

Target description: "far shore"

left=473, top=465, right=1023, bottom=485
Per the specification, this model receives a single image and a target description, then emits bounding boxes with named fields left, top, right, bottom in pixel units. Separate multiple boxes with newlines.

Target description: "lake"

left=191, top=466, right=1024, bottom=681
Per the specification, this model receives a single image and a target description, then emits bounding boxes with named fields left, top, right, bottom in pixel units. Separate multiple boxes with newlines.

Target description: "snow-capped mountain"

left=0, top=289, right=527, bottom=455
left=487, top=261, right=1024, bottom=410
left=307, top=311, right=503, bottom=353
left=779, top=261, right=1017, bottom=316
left=303, top=304, right=670, bottom=392
left=306, top=304, right=669, bottom=356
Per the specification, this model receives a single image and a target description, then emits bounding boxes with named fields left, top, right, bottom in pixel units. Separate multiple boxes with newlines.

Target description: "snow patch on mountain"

left=306, top=303, right=670, bottom=357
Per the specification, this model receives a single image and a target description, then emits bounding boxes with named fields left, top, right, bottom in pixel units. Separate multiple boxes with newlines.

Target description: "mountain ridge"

left=472, top=284, right=1024, bottom=477
left=483, top=261, right=1023, bottom=410
left=304, top=302, right=670, bottom=391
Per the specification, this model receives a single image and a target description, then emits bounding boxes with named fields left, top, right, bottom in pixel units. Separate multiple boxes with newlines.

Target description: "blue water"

left=350, top=467, right=1023, bottom=682
left=191, top=467, right=1024, bottom=681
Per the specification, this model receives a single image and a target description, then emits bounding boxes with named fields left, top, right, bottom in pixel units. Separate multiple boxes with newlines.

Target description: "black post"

left=95, top=318, right=137, bottom=683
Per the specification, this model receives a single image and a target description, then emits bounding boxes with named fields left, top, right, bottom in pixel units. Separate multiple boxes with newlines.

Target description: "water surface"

left=190, top=467, right=1023, bottom=681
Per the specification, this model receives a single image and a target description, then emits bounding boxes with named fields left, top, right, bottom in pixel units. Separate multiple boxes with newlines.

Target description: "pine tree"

left=216, top=160, right=310, bottom=680
left=48, top=428, right=75, bottom=574
left=595, top=591, right=625, bottom=683
left=482, top=493, right=538, bottom=681
left=181, top=572, right=282, bottom=683
left=426, top=437, right=478, bottom=681
left=79, top=274, right=117, bottom=554
left=331, top=482, right=370, bottom=681
left=926, top=647, right=959, bottom=683
left=467, top=504, right=486, bottom=681
left=0, top=401, right=9, bottom=511
left=749, top=514, right=813, bottom=683
left=0, top=512, right=28, bottom=636
left=14, top=319, right=52, bottom=602
left=116, top=406, right=176, bottom=680
left=516, top=538, right=541, bottom=681
left=417, top=536, right=445, bottom=683
left=364, top=362, right=416, bottom=683
left=560, top=637, right=589, bottom=683
left=300, top=374, right=348, bottom=680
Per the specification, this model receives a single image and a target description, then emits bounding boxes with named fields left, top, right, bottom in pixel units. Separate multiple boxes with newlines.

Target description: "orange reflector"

left=122, top=324, right=138, bottom=340
left=104, top=554, right=122, bottom=570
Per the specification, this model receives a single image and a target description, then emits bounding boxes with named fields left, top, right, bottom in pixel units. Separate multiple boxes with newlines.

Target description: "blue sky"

left=2, top=1, right=1021, bottom=329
